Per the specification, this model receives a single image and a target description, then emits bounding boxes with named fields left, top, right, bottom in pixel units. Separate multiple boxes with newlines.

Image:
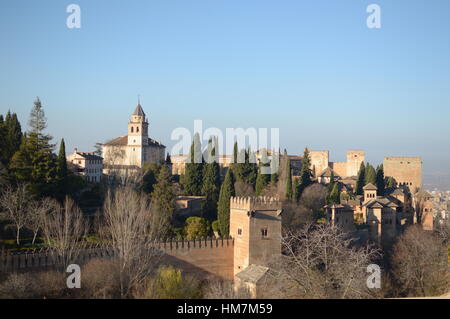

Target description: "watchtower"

left=229, top=197, right=282, bottom=276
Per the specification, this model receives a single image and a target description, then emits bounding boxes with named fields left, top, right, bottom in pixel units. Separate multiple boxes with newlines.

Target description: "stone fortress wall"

left=383, top=157, right=422, bottom=192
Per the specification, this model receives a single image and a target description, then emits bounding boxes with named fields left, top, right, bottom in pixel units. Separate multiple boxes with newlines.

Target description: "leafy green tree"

left=375, top=165, right=385, bottom=196
left=151, top=165, right=175, bottom=232
left=183, top=133, right=203, bottom=195
left=364, top=163, right=376, bottom=185
left=184, top=217, right=209, bottom=239
left=285, top=159, right=293, bottom=200
left=217, top=168, right=235, bottom=236
left=355, top=162, right=366, bottom=195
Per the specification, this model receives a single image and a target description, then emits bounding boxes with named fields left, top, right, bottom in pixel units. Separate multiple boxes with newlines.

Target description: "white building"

left=67, top=150, right=103, bottom=182
left=102, top=103, right=165, bottom=175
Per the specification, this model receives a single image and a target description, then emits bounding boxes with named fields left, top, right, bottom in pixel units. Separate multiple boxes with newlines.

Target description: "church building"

left=102, top=103, right=166, bottom=175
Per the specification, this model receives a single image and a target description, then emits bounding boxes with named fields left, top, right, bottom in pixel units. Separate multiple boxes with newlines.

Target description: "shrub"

left=184, top=217, right=209, bottom=240
left=211, top=220, right=219, bottom=233
left=144, top=265, right=201, bottom=299
left=78, top=258, right=121, bottom=299
left=0, top=271, right=67, bottom=299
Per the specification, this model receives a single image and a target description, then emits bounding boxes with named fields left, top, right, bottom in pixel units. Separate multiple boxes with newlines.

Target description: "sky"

left=1, top=1, right=450, bottom=188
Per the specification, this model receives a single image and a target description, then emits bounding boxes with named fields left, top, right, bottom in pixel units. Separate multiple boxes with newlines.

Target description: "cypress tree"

left=365, top=163, right=376, bottom=185
left=297, top=147, right=312, bottom=198
left=217, top=168, right=235, bottom=236
left=355, top=162, right=366, bottom=195
left=386, top=176, right=396, bottom=189
left=0, top=114, right=5, bottom=164
left=57, top=138, right=68, bottom=180
left=201, top=144, right=221, bottom=221
left=55, top=138, right=68, bottom=199
left=375, top=164, right=385, bottom=196
left=270, top=150, right=279, bottom=184
left=152, top=165, right=175, bottom=234
left=255, top=150, right=270, bottom=196
left=328, top=183, right=340, bottom=204
left=233, top=141, right=238, bottom=164
left=183, top=133, right=203, bottom=195
left=1, top=111, right=22, bottom=166
left=285, top=159, right=293, bottom=200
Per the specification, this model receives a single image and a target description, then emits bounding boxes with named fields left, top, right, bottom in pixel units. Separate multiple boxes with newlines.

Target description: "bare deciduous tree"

left=391, top=225, right=450, bottom=297
left=0, top=184, right=30, bottom=245
left=26, top=197, right=57, bottom=245
left=267, top=223, right=381, bottom=299
left=102, top=186, right=167, bottom=298
left=42, top=196, right=87, bottom=269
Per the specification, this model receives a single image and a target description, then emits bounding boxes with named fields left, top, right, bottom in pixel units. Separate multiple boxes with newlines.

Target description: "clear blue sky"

left=1, top=1, right=450, bottom=186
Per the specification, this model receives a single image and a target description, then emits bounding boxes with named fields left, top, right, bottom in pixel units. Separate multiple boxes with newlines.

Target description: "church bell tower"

left=127, top=102, right=149, bottom=146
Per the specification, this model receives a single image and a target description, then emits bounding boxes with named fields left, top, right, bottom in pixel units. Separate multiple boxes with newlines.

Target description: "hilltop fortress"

left=172, top=149, right=423, bottom=193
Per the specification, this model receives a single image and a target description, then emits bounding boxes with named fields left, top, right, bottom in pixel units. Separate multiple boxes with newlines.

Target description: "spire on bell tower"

left=128, top=99, right=149, bottom=146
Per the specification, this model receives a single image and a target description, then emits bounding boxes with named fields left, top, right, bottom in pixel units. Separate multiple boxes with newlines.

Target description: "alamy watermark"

left=66, top=264, right=81, bottom=289
left=171, top=120, right=280, bottom=174
left=66, top=4, right=81, bottom=29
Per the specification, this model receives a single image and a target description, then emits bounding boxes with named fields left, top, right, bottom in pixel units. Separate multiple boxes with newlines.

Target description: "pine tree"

left=217, top=168, right=235, bottom=236
left=152, top=165, right=175, bottom=234
left=201, top=144, right=221, bottom=221
left=285, top=159, right=293, bottom=200
left=9, top=98, right=56, bottom=197
left=183, top=133, right=203, bottom=195
left=365, top=163, right=376, bottom=185
left=375, top=164, right=385, bottom=196
left=355, top=162, right=366, bottom=195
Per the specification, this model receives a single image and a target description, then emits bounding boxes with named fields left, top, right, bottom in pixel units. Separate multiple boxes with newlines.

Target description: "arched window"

left=136, top=126, right=139, bottom=133
left=131, top=127, right=134, bottom=133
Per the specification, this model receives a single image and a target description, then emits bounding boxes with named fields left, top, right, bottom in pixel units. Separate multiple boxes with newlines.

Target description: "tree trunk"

left=32, top=231, right=38, bottom=245
left=16, top=227, right=20, bottom=245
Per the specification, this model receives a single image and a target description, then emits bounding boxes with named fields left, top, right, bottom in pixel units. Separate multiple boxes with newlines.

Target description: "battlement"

left=230, top=196, right=282, bottom=211
left=155, top=237, right=234, bottom=251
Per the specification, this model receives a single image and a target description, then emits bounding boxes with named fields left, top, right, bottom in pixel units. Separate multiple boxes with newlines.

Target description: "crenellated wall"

left=157, top=238, right=235, bottom=280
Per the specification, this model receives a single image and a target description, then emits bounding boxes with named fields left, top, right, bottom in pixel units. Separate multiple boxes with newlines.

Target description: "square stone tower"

left=346, top=150, right=365, bottom=177
left=229, top=197, right=282, bottom=276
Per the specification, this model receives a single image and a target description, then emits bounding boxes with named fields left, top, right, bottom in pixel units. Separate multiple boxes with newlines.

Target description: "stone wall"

left=159, top=238, right=235, bottom=280
left=310, top=150, right=329, bottom=177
